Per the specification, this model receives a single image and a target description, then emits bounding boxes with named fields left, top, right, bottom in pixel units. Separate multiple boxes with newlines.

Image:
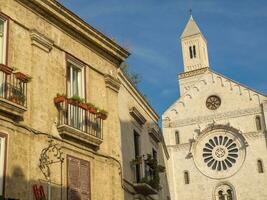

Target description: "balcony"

left=55, top=98, right=103, bottom=149
left=0, top=64, right=28, bottom=120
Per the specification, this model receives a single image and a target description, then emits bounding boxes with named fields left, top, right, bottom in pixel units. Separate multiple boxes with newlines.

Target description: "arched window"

left=175, top=131, right=180, bottom=145
left=215, top=184, right=235, bottom=200
left=189, top=46, right=193, bottom=59
left=255, top=116, right=262, bottom=131
left=257, top=160, right=264, bottom=173
left=184, top=171, right=190, bottom=184
left=193, top=45, right=196, bottom=58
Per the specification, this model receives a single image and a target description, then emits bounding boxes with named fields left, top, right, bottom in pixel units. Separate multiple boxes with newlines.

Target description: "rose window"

left=202, top=136, right=239, bottom=171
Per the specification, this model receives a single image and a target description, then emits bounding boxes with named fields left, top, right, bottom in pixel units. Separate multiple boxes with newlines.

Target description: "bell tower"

left=181, top=15, right=209, bottom=72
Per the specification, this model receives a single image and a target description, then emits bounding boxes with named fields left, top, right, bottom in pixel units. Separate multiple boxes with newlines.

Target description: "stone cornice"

left=15, top=0, right=130, bottom=63
left=104, top=74, right=121, bottom=93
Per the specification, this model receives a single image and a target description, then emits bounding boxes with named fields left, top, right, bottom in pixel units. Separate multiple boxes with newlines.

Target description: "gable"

left=163, top=70, right=267, bottom=122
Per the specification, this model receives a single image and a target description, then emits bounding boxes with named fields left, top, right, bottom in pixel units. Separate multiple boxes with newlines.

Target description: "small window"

left=189, top=46, right=193, bottom=59
left=175, top=131, right=180, bottom=145
left=257, top=160, right=264, bottom=173
left=134, top=131, right=141, bottom=182
left=193, top=45, right=196, bottom=58
left=184, top=171, right=190, bottom=184
left=255, top=116, right=262, bottom=131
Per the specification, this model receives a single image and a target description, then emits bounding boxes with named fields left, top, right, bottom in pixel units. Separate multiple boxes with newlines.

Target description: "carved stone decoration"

left=129, top=107, right=146, bottom=126
left=30, top=29, right=54, bottom=52
left=192, top=125, right=247, bottom=179
left=169, top=107, right=261, bottom=128
left=104, top=74, right=121, bottom=93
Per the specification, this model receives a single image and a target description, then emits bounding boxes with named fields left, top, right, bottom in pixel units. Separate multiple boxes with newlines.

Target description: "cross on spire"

left=189, top=8, right=192, bottom=16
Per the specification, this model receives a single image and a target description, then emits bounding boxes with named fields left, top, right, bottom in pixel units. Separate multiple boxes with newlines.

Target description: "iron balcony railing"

left=0, top=68, right=27, bottom=107
left=57, top=99, right=103, bottom=140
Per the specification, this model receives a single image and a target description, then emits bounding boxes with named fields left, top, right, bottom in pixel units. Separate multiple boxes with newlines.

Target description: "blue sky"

left=59, top=0, right=267, bottom=117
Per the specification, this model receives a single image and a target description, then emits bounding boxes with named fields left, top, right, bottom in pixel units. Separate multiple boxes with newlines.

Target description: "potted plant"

left=0, top=64, right=13, bottom=75
left=87, top=103, right=97, bottom=114
left=54, top=93, right=66, bottom=104
left=97, top=109, right=108, bottom=120
left=68, top=95, right=82, bottom=106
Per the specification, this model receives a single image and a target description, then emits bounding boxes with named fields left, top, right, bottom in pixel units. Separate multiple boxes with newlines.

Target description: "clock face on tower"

left=206, top=95, right=221, bottom=110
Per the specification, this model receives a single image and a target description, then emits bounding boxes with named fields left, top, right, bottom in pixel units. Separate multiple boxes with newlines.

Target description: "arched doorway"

left=214, top=184, right=235, bottom=200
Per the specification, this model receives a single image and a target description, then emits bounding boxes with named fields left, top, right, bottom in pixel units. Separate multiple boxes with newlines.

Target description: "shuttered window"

left=68, top=156, right=90, bottom=200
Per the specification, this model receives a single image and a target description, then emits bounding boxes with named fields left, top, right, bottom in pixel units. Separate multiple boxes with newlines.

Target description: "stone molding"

left=0, top=98, right=27, bottom=121
left=104, top=74, right=121, bottom=93
left=30, top=29, right=54, bottom=52
left=165, top=107, right=261, bottom=128
left=179, top=67, right=208, bottom=79
left=129, top=107, right=146, bottom=126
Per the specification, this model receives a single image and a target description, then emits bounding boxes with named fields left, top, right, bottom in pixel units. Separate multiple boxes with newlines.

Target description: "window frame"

left=255, top=115, right=262, bottom=131
left=0, top=13, right=9, bottom=65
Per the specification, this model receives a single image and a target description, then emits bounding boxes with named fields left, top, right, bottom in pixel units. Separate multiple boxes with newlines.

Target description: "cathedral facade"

left=162, top=16, right=267, bottom=200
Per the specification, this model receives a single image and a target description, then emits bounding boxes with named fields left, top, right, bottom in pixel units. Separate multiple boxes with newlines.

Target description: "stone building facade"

left=0, top=0, right=130, bottom=199
left=163, top=16, right=267, bottom=200
left=118, top=70, right=170, bottom=200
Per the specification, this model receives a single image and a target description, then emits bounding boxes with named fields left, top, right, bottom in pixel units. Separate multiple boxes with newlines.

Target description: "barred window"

left=184, top=171, right=190, bottom=184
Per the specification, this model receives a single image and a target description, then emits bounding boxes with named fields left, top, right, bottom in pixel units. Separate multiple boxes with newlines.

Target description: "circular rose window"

left=203, top=136, right=239, bottom=171
left=206, top=95, right=221, bottom=110
left=193, top=125, right=246, bottom=179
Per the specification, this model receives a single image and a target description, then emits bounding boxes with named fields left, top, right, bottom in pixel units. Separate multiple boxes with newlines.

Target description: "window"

left=215, top=184, right=235, bottom=200
left=193, top=45, right=196, bottom=58
left=189, top=46, right=193, bottom=59
left=67, top=59, right=85, bottom=130
left=152, top=148, right=157, bottom=160
left=175, top=131, right=180, bottom=144
left=134, top=131, right=141, bottom=182
left=0, top=17, right=7, bottom=64
left=255, top=116, right=262, bottom=131
left=184, top=171, right=189, bottom=184
left=257, top=160, right=264, bottom=173
left=67, top=156, right=90, bottom=200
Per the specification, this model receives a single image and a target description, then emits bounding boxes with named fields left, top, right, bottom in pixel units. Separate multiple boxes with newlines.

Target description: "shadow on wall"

left=4, top=165, right=67, bottom=200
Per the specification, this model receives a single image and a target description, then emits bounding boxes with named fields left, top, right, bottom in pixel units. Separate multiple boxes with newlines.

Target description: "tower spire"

left=180, top=15, right=209, bottom=72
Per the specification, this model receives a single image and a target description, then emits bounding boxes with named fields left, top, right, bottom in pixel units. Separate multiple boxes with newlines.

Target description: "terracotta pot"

left=89, top=107, right=97, bottom=114
left=79, top=102, right=87, bottom=110
left=97, top=112, right=108, bottom=120
left=54, top=96, right=66, bottom=104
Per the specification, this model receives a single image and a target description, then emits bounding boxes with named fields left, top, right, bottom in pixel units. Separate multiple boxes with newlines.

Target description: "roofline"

left=211, top=69, right=267, bottom=98
left=15, top=0, right=130, bottom=62
left=118, top=70, right=159, bottom=122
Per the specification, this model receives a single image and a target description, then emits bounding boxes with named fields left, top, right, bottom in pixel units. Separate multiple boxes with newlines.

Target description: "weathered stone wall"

left=0, top=0, right=128, bottom=199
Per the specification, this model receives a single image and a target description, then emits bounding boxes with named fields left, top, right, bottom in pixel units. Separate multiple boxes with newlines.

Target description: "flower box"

left=79, top=102, right=88, bottom=110
left=14, top=72, right=31, bottom=83
left=0, top=64, right=13, bottom=75
left=97, top=112, right=108, bottom=120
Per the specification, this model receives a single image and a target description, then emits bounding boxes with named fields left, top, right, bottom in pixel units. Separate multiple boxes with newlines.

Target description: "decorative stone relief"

left=30, top=29, right=54, bottom=52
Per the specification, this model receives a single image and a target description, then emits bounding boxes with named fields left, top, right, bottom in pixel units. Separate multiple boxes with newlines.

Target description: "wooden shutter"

left=68, top=156, right=90, bottom=200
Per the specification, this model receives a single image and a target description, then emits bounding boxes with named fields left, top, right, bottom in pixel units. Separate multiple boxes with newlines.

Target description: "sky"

left=59, top=0, right=267, bottom=117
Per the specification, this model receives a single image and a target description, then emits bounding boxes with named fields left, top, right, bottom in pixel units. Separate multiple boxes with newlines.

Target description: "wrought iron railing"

left=56, top=99, right=103, bottom=139
left=0, top=70, right=27, bottom=107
